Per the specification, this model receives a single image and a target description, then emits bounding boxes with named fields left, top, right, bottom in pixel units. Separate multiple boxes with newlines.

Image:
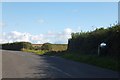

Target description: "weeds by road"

left=60, top=52, right=119, bottom=71
left=44, top=51, right=119, bottom=72
left=22, top=49, right=48, bottom=55
left=22, top=49, right=119, bottom=72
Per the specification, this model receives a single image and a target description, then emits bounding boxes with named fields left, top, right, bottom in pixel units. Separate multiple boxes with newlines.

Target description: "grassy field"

left=32, top=44, right=67, bottom=51
left=22, top=44, right=67, bottom=55
left=51, top=44, right=67, bottom=51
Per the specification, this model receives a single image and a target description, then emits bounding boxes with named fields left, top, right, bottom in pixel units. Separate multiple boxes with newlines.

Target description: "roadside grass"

left=22, top=49, right=48, bottom=55
left=60, top=52, right=119, bottom=71
left=45, top=51, right=119, bottom=71
left=22, top=49, right=119, bottom=71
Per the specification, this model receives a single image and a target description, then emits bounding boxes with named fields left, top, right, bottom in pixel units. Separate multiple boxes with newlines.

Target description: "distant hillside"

left=32, top=43, right=67, bottom=51
left=32, top=44, right=43, bottom=47
left=2, top=42, right=67, bottom=51
left=51, top=44, right=67, bottom=51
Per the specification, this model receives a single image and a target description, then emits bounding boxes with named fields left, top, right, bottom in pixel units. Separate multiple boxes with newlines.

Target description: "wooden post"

left=98, top=45, right=100, bottom=56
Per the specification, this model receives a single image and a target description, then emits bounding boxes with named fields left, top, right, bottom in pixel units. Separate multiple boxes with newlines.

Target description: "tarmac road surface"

left=2, top=50, right=119, bottom=78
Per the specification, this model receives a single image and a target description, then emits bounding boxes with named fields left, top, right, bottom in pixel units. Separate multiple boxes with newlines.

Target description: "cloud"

left=1, top=31, right=31, bottom=43
left=31, top=34, right=43, bottom=41
left=64, top=28, right=72, bottom=34
left=44, top=28, right=73, bottom=44
left=1, top=28, right=74, bottom=44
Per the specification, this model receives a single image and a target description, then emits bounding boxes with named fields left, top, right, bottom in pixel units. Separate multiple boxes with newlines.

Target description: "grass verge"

left=22, top=49, right=119, bottom=71
left=22, top=49, right=48, bottom=55
left=60, top=52, right=119, bottom=71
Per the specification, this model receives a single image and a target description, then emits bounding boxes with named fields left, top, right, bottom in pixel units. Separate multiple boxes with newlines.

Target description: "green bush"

left=41, top=43, right=52, bottom=51
left=2, top=42, right=33, bottom=51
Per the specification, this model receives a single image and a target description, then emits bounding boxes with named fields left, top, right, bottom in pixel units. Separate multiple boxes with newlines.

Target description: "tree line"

left=68, top=24, right=120, bottom=56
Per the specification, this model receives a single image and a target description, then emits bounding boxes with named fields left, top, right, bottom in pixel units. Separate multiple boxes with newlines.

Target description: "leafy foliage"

left=2, top=42, right=33, bottom=51
left=41, top=43, right=52, bottom=51
left=68, top=24, right=120, bottom=56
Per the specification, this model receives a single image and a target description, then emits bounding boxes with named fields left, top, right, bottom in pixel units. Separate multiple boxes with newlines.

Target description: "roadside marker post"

left=98, top=42, right=107, bottom=56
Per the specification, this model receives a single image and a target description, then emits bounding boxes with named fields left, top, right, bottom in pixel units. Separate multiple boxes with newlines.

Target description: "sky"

left=0, top=2, right=118, bottom=44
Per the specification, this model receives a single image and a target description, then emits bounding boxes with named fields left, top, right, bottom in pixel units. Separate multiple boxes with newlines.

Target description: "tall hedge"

left=68, top=25, right=120, bottom=56
left=2, top=42, right=33, bottom=51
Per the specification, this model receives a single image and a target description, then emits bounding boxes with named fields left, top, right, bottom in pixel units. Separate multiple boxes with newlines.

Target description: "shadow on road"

left=31, top=54, right=119, bottom=79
